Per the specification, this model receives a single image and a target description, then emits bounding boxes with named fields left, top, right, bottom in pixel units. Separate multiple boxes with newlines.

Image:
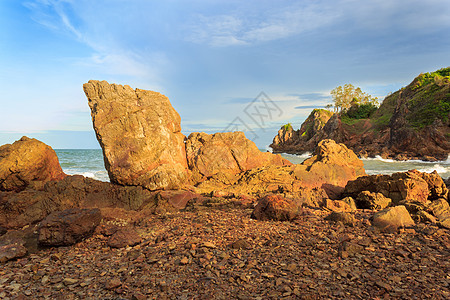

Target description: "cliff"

left=271, top=67, right=450, bottom=161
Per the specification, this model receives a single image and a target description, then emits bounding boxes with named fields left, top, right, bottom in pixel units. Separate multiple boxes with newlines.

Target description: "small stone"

left=229, top=239, right=251, bottom=250
left=180, top=257, right=189, bottom=265
left=105, top=278, right=121, bottom=290
left=203, top=242, right=216, bottom=249
left=63, top=278, right=79, bottom=285
left=376, top=281, right=392, bottom=291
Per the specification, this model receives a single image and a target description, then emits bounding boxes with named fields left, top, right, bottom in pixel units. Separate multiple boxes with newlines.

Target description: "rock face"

left=271, top=68, right=450, bottom=161
left=344, top=171, right=430, bottom=204
left=0, top=136, right=65, bottom=191
left=271, top=109, right=334, bottom=153
left=83, top=80, right=189, bottom=190
left=38, top=208, right=102, bottom=246
left=186, top=132, right=291, bottom=182
left=196, top=139, right=365, bottom=201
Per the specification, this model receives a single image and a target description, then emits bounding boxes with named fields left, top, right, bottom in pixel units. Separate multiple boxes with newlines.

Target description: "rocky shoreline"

left=1, top=80, right=449, bottom=299
left=271, top=69, right=450, bottom=162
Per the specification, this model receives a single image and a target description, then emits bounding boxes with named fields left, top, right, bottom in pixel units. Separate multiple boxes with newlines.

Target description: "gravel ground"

left=0, top=205, right=449, bottom=299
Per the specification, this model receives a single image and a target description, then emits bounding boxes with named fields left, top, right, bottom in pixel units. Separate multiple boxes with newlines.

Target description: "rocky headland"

left=271, top=68, right=450, bottom=161
left=0, top=80, right=449, bottom=299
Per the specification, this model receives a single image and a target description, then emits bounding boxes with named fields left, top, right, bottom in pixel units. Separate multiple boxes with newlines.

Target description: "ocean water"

left=279, top=152, right=450, bottom=179
left=55, top=149, right=109, bottom=182
left=55, top=149, right=450, bottom=182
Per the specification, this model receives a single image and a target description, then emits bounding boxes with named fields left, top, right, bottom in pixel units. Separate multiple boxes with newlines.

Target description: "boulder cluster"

left=0, top=81, right=449, bottom=298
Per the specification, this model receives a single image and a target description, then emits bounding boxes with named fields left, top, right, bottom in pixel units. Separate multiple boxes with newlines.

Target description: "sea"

left=55, top=149, right=450, bottom=182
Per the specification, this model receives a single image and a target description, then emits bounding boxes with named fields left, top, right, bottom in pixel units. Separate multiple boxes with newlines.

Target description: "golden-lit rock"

left=83, top=80, right=189, bottom=190
left=0, top=136, right=65, bottom=191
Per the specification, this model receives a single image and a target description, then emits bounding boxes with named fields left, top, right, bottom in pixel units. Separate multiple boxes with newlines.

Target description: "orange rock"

left=0, top=136, right=65, bottom=191
left=186, top=131, right=291, bottom=182
left=344, top=170, right=431, bottom=204
left=83, top=80, right=189, bottom=190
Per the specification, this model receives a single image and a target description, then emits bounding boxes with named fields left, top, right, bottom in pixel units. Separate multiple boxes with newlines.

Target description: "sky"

left=1, top=0, right=449, bottom=149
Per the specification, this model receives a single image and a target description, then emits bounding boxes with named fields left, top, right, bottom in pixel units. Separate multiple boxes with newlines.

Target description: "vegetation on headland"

left=327, top=68, right=450, bottom=129
left=407, top=67, right=450, bottom=129
left=272, top=67, right=450, bottom=160
left=281, top=123, right=293, bottom=131
left=328, top=84, right=379, bottom=113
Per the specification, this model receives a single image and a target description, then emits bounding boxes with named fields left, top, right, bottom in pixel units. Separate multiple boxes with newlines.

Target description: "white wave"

left=417, top=164, right=450, bottom=174
left=281, top=152, right=312, bottom=159
left=63, top=169, right=109, bottom=182
left=362, top=155, right=450, bottom=165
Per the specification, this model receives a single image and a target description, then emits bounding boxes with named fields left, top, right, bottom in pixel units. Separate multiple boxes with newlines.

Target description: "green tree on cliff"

left=329, top=84, right=378, bottom=112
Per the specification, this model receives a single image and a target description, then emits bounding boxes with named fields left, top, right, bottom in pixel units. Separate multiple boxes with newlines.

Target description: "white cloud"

left=186, top=2, right=339, bottom=46
left=184, top=0, right=450, bottom=47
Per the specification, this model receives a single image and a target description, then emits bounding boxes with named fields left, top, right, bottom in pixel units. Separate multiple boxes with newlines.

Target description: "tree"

left=330, top=84, right=378, bottom=112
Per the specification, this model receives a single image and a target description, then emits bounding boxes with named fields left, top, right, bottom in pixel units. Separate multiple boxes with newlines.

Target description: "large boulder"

left=0, top=137, right=65, bottom=191
left=83, top=80, right=189, bottom=190
left=38, top=208, right=102, bottom=246
left=186, top=131, right=291, bottom=182
left=344, top=170, right=430, bottom=204
left=297, top=139, right=366, bottom=198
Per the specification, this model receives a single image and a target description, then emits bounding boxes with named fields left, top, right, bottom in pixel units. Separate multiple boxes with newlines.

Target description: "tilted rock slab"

left=83, top=80, right=189, bottom=190
left=0, top=136, right=65, bottom=191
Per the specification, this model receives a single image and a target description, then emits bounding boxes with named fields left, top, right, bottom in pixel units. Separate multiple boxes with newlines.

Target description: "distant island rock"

left=271, top=67, right=450, bottom=161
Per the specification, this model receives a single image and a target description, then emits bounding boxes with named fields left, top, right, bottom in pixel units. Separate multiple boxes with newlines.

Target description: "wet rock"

left=251, top=194, right=299, bottom=221
left=0, top=136, right=65, bottom=192
left=84, top=80, right=189, bottom=190
left=38, top=208, right=102, bottom=246
left=372, top=205, right=415, bottom=231
left=356, top=191, right=391, bottom=210
left=107, top=227, right=142, bottom=248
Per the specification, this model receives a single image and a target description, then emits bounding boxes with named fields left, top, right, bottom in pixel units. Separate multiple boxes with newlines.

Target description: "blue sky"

left=1, top=0, right=449, bottom=149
